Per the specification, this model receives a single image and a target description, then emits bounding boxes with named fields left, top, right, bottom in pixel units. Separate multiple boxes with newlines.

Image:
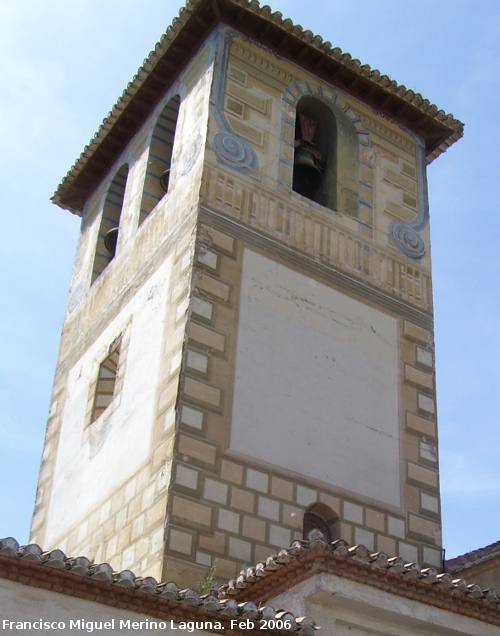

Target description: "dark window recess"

left=303, top=503, right=340, bottom=543
left=138, top=95, right=181, bottom=225
left=91, top=344, right=120, bottom=423
left=92, top=164, right=128, bottom=283
left=293, top=97, right=336, bottom=209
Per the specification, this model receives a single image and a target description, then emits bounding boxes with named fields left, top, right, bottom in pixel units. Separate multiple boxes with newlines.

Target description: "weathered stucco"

left=231, top=249, right=400, bottom=507
left=0, top=579, right=215, bottom=636
left=270, top=573, right=496, bottom=636
left=45, top=257, right=174, bottom=542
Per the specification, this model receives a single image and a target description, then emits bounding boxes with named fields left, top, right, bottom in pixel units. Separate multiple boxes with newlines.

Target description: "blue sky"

left=0, top=0, right=499, bottom=562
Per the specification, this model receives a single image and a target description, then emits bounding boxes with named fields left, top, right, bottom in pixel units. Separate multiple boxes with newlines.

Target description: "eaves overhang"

left=53, top=0, right=463, bottom=216
left=0, top=537, right=317, bottom=634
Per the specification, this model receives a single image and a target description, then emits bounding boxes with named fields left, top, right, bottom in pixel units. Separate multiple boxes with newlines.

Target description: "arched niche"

left=303, top=502, right=340, bottom=543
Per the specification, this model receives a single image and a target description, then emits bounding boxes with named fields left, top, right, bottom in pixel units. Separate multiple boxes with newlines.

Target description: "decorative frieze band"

left=203, top=167, right=431, bottom=311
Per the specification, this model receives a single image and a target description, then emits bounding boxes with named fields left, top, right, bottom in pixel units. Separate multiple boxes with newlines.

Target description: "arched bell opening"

left=92, top=163, right=129, bottom=283
left=293, top=97, right=337, bottom=209
left=139, top=95, right=181, bottom=225
left=303, top=502, right=340, bottom=543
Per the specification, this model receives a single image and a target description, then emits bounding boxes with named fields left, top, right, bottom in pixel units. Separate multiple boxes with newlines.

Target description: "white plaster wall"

left=230, top=249, right=400, bottom=507
left=45, top=257, right=173, bottom=541
left=269, top=573, right=498, bottom=636
left=0, top=578, right=215, bottom=635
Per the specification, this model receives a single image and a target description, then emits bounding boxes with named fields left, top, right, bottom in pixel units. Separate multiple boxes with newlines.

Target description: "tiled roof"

left=219, top=539, right=500, bottom=627
left=446, top=541, right=500, bottom=574
left=53, top=0, right=463, bottom=215
left=4, top=536, right=500, bottom=628
left=0, top=537, right=317, bottom=635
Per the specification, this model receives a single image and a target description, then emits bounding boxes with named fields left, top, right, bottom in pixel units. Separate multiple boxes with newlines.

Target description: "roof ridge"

left=446, top=540, right=500, bottom=571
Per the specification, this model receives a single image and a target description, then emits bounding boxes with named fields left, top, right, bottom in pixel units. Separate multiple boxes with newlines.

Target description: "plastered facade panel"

left=45, top=257, right=173, bottom=542
left=168, top=219, right=440, bottom=580
left=230, top=249, right=400, bottom=507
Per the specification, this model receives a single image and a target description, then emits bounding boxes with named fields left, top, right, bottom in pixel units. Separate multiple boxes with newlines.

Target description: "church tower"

left=31, top=0, right=462, bottom=585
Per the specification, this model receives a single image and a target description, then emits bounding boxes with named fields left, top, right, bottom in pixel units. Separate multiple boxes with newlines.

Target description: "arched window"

left=138, top=95, right=181, bottom=225
left=292, top=95, right=360, bottom=216
left=90, top=340, right=121, bottom=423
left=293, top=97, right=336, bottom=208
left=303, top=502, right=340, bottom=543
left=92, top=164, right=128, bottom=283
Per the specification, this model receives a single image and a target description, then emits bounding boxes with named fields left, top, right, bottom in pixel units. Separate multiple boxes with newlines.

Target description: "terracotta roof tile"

left=4, top=536, right=500, bottom=627
left=446, top=541, right=500, bottom=573
left=0, top=537, right=318, bottom=634
left=219, top=539, right=500, bottom=627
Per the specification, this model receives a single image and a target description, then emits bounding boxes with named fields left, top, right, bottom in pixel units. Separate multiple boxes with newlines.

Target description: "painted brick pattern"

left=401, top=319, right=441, bottom=566
left=163, top=222, right=442, bottom=585
left=203, top=167, right=432, bottom=313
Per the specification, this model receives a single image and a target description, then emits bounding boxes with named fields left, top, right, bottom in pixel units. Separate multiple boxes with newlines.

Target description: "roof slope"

left=53, top=0, right=463, bottom=215
left=447, top=541, right=500, bottom=574
left=3, top=536, right=500, bottom=629
left=220, top=539, right=500, bottom=628
left=0, top=537, right=317, bottom=635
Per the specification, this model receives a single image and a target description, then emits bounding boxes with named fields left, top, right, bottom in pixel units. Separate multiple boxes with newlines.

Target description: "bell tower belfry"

left=31, top=0, right=462, bottom=586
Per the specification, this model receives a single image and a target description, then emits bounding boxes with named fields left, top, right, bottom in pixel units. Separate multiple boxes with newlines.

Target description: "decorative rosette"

left=213, top=131, right=257, bottom=174
left=390, top=221, right=426, bottom=259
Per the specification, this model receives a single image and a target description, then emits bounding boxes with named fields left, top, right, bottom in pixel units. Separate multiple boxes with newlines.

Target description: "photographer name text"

left=2, top=618, right=293, bottom=632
